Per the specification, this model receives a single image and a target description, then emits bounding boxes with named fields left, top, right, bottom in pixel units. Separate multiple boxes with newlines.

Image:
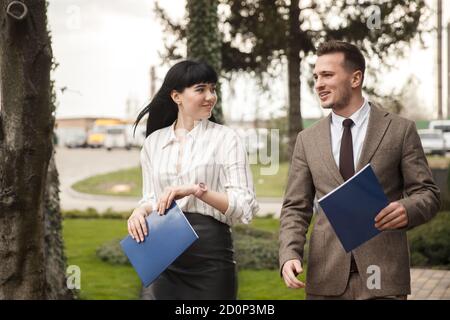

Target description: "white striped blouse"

left=137, top=119, right=259, bottom=226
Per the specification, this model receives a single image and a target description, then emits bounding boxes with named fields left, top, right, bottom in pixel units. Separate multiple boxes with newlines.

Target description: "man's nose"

left=315, top=78, right=324, bottom=91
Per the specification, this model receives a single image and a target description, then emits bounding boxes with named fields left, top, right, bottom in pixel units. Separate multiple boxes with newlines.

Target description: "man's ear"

left=351, top=70, right=363, bottom=88
left=170, top=90, right=181, bottom=105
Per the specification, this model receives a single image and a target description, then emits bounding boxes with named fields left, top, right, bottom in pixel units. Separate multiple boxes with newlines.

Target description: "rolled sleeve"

left=222, top=133, right=259, bottom=225
left=138, top=144, right=157, bottom=210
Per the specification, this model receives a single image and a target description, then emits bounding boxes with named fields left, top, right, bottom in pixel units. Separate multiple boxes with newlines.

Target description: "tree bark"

left=286, top=0, right=303, bottom=162
left=0, top=0, right=53, bottom=299
left=44, top=147, right=73, bottom=299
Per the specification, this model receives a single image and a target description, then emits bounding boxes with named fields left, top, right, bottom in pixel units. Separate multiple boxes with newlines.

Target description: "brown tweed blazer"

left=278, top=104, right=440, bottom=297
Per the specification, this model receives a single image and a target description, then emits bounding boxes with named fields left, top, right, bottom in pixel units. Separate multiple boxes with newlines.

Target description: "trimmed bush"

left=96, top=225, right=281, bottom=270
left=62, top=208, right=130, bottom=219
left=233, top=224, right=279, bottom=270
left=234, top=235, right=279, bottom=270
left=408, top=212, right=450, bottom=268
left=97, top=238, right=130, bottom=265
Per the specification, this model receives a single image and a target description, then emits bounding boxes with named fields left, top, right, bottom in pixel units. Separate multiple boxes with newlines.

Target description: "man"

left=278, top=40, right=440, bottom=300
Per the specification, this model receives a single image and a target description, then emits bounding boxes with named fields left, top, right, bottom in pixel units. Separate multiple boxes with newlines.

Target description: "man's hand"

left=282, top=259, right=306, bottom=289
left=375, top=201, right=408, bottom=230
left=156, top=185, right=197, bottom=215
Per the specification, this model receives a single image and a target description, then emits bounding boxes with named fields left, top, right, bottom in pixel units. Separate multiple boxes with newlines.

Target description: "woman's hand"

left=127, top=206, right=149, bottom=243
left=156, top=184, right=197, bottom=215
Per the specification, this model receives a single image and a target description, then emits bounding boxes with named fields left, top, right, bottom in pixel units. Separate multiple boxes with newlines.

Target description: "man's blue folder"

left=318, top=164, right=388, bottom=252
left=120, top=202, right=199, bottom=287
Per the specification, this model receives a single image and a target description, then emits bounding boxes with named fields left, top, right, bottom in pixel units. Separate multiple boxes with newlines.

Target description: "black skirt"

left=141, top=212, right=237, bottom=300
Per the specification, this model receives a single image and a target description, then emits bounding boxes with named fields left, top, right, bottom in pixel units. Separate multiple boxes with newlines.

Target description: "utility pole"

left=149, top=65, right=156, bottom=99
left=447, top=22, right=450, bottom=119
left=437, top=0, right=443, bottom=119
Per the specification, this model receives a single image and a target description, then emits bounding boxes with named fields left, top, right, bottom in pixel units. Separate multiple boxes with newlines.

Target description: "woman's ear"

left=170, top=90, right=181, bottom=106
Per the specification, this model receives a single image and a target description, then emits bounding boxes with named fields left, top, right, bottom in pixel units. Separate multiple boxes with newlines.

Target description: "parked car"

left=104, top=125, right=131, bottom=151
left=65, top=132, right=88, bottom=148
left=428, top=120, right=450, bottom=151
left=56, top=127, right=87, bottom=148
left=125, top=123, right=146, bottom=148
left=418, top=129, right=446, bottom=156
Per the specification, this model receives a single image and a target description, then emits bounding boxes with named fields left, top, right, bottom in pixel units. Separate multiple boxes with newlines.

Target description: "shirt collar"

left=161, top=119, right=207, bottom=149
left=331, top=98, right=370, bottom=128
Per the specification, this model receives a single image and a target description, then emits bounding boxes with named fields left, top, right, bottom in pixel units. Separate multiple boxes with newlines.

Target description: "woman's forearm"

left=197, top=189, right=229, bottom=214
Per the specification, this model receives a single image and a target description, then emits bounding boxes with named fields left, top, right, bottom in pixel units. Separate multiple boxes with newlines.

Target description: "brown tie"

left=339, top=119, right=355, bottom=181
left=339, top=118, right=358, bottom=273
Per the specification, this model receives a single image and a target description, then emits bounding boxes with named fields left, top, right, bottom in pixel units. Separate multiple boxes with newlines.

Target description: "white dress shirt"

left=330, top=98, right=371, bottom=169
left=138, top=119, right=259, bottom=226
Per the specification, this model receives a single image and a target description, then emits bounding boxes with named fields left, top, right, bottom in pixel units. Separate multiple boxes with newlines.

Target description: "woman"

left=127, top=60, right=259, bottom=300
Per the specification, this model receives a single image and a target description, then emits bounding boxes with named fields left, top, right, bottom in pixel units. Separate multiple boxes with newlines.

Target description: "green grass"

left=238, top=269, right=306, bottom=300
left=72, top=167, right=143, bottom=197
left=249, top=215, right=280, bottom=232
left=63, top=217, right=306, bottom=300
left=72, top=163, right=290, bottom=198
left=251, top=162, right=289, bottom=198
left=63, top=219, right=141, bottom=299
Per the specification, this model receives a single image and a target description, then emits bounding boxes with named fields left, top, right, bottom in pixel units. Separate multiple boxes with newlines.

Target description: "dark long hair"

left=134, top=60, right=218, bottom=138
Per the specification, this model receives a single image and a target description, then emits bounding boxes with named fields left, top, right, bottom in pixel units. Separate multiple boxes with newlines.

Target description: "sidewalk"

left=409, top=268, right=450, bottom=300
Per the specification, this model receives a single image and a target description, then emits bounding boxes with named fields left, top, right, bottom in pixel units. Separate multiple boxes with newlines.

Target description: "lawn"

left=72, top=167, right=142, bottom=197
left=72, top=163, right=290, bottom=198
left=238, top=269, right=305, bottom=300
left=62, top=217, right=305, bottom=300
left=63, top=219, right=141, bottom=300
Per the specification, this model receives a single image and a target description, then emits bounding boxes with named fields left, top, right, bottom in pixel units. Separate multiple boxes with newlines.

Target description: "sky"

left=42, top=0, right=450, bottom=121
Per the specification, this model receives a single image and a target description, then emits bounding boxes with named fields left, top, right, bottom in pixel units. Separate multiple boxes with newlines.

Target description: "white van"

left=418, top=129, right=446, bottom=156
left=428, top=120, right=450, bottom=151
left=125, top=123, right=146, bottom=148
left=104, top=125, right=131, bottom=151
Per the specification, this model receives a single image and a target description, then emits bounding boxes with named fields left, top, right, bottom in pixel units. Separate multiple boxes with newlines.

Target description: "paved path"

left=409, top=268, right=450, bottom=300
left=55, top=146, right=282, bottom=215
left=55, top=146, right=141, bottom=212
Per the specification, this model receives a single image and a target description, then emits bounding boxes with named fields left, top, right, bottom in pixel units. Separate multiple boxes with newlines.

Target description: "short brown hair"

left=316, top=40, right=365, bottom=79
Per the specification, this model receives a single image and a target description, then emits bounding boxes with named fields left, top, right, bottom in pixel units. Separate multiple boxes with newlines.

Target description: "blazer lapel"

left=356, top=103, right=391, bottom=171
left=317, top=114, right=344, bottom=185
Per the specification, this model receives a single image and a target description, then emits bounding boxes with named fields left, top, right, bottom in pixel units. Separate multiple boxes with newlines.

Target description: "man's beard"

left=321, top=88, right=351, bottom=110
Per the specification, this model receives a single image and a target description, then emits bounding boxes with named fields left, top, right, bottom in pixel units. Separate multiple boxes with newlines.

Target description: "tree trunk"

left=44, top=147, right=73, bottom=299
left=186, top=0, right=224, bottom=124
left=286, top=0, right=303, bottom=162
left=0, top=0, right=53, bottom=299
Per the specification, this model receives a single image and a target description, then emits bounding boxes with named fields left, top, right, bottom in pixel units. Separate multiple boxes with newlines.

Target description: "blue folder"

left=318, top=163, right=388, bottom=252
left=120, top=202, right=199, bottom=287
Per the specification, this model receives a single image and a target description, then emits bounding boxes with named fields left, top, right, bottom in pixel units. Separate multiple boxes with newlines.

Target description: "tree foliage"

left=156, top=0, right=429, bottom=156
